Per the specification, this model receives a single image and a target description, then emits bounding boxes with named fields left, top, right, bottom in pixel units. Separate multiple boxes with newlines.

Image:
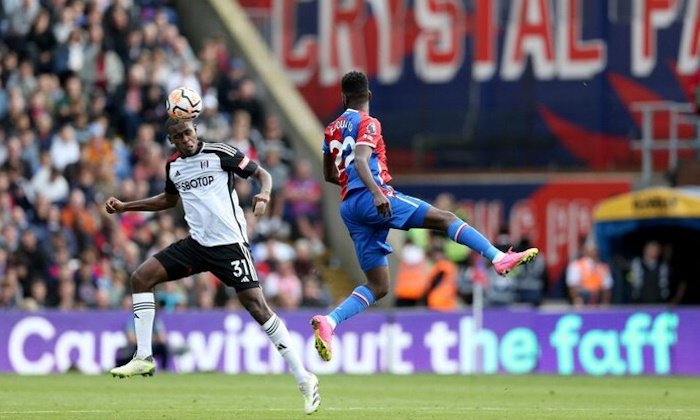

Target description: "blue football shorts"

left=340, top=188, right=431, bottom=272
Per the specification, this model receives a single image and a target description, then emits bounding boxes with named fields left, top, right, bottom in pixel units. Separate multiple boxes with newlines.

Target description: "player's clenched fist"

left=105, top=197, right=125, bottom=214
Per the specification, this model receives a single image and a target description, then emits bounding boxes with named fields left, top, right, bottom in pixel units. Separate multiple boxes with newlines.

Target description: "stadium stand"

left=0, top=0, right=336, bottom=311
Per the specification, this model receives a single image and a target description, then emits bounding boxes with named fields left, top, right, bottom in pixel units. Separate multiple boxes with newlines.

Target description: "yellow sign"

left=594, top=187, right=700, bottom=221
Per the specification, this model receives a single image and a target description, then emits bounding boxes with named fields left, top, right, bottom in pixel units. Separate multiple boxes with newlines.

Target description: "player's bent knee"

left=130, top=258, right=168, bottom=292
left=130, top=270, right=156, bottom=291
left=238, top=289, right=273, bottom=324
left=367, top=282, right=389, bottom=300
left=425, top=207, right=458, bottom=231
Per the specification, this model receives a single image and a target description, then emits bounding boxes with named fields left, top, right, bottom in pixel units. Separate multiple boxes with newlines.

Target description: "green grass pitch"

left=0, top=374, right=698, bottom=419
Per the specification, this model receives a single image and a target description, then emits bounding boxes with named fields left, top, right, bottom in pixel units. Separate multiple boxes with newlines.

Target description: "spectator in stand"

left=228, top=110, right=261, bottom=161
left=263, top=259, right=303, bottom=310
left=230, top=77, right=264, bottom=129
left=262, top=143, right=289, bottom=219
left=284, top=159, right=323, bottom=241
left=27, top=7, right=57, bottom=74
left=13, top=228, right=51, bottom=298
left=423, top=242, right=459, bottom=311
left=628, top=240, right=671, bottom=304
left=197, top=93, right=229, bottom=143
left=292, top=238, right=318, bottom=278
left=393, top=237, right=428, bottom=307
left=513, top=237, right=547, bottom=306
left=218, top=58, right=246, bottom=111
left=113, top=63, right=146, bottom=140
left=26, top=154, right=68, bottom=205
left=1, top=266, right=22, bottom=308
left=3, top=0, right=41, bottom=54
left=49, top=124, right=80, bottom=171
left=301, top=274, right=332, bottom=308
left=566, top=240, right=612, bottom=307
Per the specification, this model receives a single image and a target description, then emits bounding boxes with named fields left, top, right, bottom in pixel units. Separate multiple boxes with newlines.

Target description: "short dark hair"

left=165, top=117, right=186, bottom=130
left=341, top=71, right=369, bottom=102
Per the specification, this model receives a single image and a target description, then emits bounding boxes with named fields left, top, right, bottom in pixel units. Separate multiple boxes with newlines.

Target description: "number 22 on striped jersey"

left=329, top=136, right=356, bottom=172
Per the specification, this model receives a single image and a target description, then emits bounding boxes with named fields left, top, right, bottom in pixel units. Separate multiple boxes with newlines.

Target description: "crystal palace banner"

left=240, top=0, right=700, bottom=170
left=1, top=309, right=698, bottom=375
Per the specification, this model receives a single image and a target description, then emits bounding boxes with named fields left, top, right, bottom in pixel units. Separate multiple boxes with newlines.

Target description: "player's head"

left=341, top=70, right=371, bottom=108
left=166, top=117, right=200, bottom=156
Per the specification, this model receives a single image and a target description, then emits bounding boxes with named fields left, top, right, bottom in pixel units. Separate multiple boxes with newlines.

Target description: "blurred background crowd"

left=0, top=0, right=337, bottom=312
left=0, top=0, right=689, bottom=313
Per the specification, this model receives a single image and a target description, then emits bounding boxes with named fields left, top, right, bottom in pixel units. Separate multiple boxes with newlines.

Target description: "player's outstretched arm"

left=105, top=193, right=179, bottom=214
left=355, top=144, right=392, bottom=217
left=323, top=153, right=340, bottom=186
left=251, top=166, right=272, bottom=216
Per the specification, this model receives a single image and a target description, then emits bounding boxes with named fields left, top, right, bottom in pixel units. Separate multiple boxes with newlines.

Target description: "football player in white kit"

left=106, top=118, right=320, bottom=415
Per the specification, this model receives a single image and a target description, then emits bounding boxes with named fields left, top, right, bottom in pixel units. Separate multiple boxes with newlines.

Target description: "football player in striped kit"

left=310, top=71, right=539, bottom=362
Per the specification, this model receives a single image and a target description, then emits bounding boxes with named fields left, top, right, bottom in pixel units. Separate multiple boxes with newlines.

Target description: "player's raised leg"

left=110, top=257, right=167, bottom=378
left=312, top=265, right=386, bottom=361
left=420, top=205, right=538, bottom=275
left=239, top=288, right=320, bottom=414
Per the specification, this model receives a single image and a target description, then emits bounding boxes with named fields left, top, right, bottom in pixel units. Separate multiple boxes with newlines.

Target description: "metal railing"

left=630, top=101, right=700, bottom=185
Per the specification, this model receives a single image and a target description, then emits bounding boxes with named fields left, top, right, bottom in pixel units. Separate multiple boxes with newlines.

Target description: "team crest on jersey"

left=200, top=160, right=209, bottom=169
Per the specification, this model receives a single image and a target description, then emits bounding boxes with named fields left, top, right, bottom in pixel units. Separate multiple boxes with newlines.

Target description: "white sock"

left=326, top=315, right=337, bottom=330
left=132, top=292, right=155, bottom=360
left=492, top=252, right=505, bottom=263
left=262, top=314, right=309, bottom=384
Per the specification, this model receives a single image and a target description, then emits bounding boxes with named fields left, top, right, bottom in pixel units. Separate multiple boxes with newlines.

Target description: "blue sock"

left=447, top=219, right=500, bottom=261
left=327, top=285, right=376, bottom=329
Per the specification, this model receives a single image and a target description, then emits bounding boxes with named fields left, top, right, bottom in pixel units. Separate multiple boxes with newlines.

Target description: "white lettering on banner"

left=501, top=0, right=556, bottom=80
left=9, top=317, right=55, bottom=374
left=509, top=199, right=538, bottom=244
left=273, top=0, right=700, bottom=85
left=101, top=331, right=126, bottom=370
left=341, top=332, right=379, bottom=374
left=242, top=322, right=272, bottom=374
left=677, top=0, right=700, bottom=73
left=555, top=0, right=606, bottom=79
left=319, top=0, right=367, bottom=86
left=2, top=313, right=680, bottom=375
left=170, top=315, right=298, bottom=374
left=54, top=331, right=100, bottom=374
left=632, top=0, right=679, bottom=77
left=425, top=321, right=459, bottom=373
left=223, top=314, right=242, bottom=373
left=383, top=324, right=414, bottom=374
left=173, top=331, right=225, bottom=372
left=308, top=324, right=414, bottom=374
left=367, top=0, right=406, bottom=84
left=473, top=0, right=498, bottom=81
left=414, top=0, right=464, bottom=83
left=273, top=0, right=316, bottom=84
left=8, top=316, right=126, bottom=374
left=545, top=199, right=592, bottom=268
left=459, top=317, right=500, bottom=373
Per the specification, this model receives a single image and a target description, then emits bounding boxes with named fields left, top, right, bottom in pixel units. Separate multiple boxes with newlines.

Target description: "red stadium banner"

left=394, top=176, right=633, bottom=283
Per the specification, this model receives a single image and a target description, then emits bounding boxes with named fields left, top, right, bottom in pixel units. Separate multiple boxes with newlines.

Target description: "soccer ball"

left=166, top=87, right=202, bottom=120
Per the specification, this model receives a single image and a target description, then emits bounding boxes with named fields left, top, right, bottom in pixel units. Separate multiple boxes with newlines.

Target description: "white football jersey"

left=165, top=142, right=258, bottom=247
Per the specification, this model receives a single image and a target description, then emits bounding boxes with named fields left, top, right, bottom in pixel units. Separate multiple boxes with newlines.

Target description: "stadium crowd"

left=0, top=0, right=333, bottom=312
